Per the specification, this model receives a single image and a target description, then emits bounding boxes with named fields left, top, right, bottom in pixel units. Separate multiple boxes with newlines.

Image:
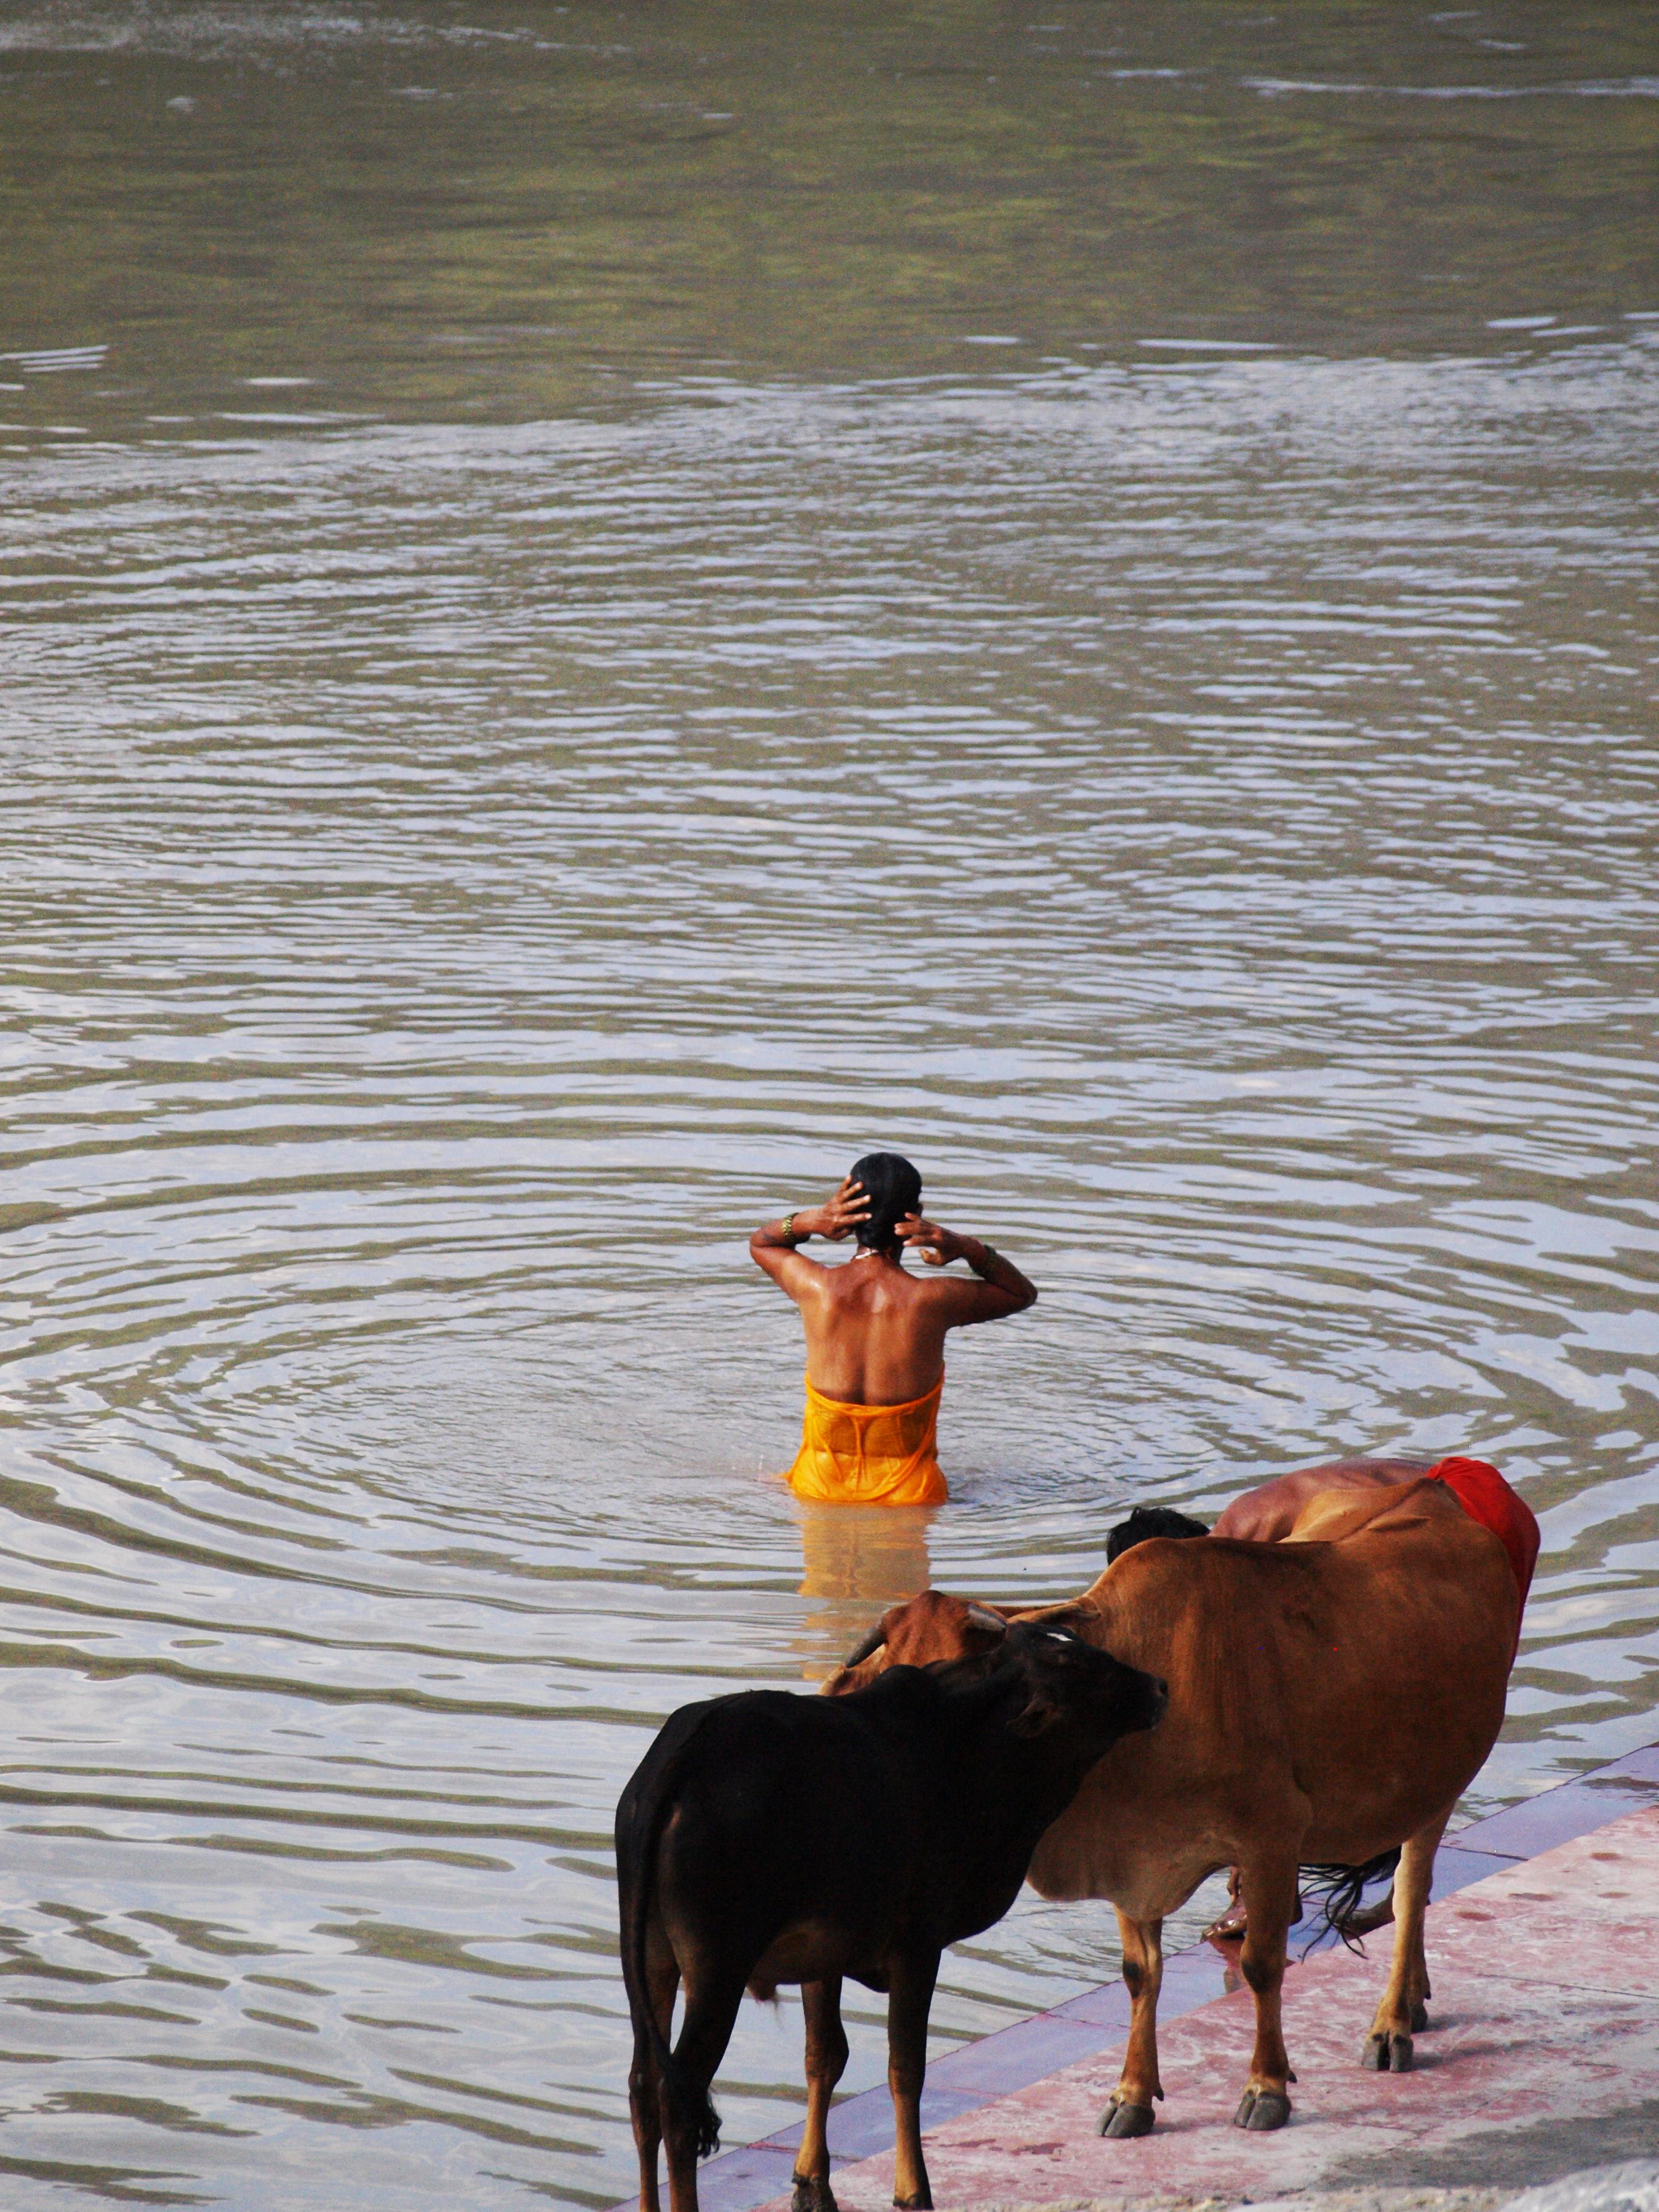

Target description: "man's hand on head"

left=811, top=1178, right=871, bottom=1243
left=753, top=1179, right=870, bottom=1251
left=897, top=1215, right=965, bottom=1267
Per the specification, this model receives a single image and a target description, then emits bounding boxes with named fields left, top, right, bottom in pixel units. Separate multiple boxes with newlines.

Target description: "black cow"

left=616, top=1621, right=1167, bottom=2212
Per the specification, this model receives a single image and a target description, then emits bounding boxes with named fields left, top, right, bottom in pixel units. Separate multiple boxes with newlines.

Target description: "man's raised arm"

left=898, top=1216, right=1037, bottom=1316
left=749, top=1178, right=871, bottom=1285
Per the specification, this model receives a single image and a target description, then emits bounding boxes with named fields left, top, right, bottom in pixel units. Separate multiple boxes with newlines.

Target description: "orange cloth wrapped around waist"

left=786, top=1373, right=949, bottom=1506
left=1424, top=1455, right=1540, bottom=1622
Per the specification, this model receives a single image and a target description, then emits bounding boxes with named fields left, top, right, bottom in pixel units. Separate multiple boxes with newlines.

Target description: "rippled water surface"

left=2, top=2, right=1658, bottom=2205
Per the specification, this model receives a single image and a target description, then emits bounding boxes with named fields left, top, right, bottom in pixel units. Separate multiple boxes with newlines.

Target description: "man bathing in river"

left=751, top=1153, right=1036, bottom=1504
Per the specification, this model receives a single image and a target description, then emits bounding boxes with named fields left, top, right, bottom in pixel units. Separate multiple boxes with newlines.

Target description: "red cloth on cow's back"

left=1424, top=1456, right=1540, bottom=1626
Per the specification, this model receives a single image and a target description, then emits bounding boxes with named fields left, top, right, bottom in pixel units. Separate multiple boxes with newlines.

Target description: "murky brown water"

left=2, top=2, right=1657, bottom=2205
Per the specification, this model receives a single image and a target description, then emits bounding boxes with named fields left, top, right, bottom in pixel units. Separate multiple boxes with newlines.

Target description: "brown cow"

left=1207, top=1452, right=1457, bottom=1937
left=825, top=1477, right=1520, bottom=2135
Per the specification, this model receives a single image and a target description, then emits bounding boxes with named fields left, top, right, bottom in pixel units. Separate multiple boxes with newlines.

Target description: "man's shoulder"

left=883, top=1269, right=994, bottom=1319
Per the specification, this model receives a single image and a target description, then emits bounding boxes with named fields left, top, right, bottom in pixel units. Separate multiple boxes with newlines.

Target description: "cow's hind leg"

left=1362, top=1805, right=1450, bottom=2073
left=887, top=1948, right=940, bottom=2210
left=631, top=1945, right=679, bottom=2212
left=662, top=1968, right=746, bottom=2212
left=792, top=1977, right=847, bottom=2212
left=1233, top=1849, right=1299, bottom=2131
left=1098, top=1911, right=1164, bottom=2139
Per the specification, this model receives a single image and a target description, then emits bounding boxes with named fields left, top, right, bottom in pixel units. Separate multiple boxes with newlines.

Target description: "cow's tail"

left=618, top=1732, right=723, bottom=2163
left=1299, top=1848, right=1401, bottom=1950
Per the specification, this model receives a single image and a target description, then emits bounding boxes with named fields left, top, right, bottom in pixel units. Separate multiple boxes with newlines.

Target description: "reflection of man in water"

left=793, top=1504, right=939, bottom=1674
left=750, top=1151, right=1037, bottom=1506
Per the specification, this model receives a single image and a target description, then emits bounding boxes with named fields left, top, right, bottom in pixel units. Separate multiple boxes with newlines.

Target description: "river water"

left=2, top=2, right=1657, bottom=2206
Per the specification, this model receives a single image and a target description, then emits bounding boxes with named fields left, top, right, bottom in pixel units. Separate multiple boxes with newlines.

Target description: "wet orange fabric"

left=1425, top=1455, right=1540, bottom=1648
left=786, top=1373, right=949, bottom=1506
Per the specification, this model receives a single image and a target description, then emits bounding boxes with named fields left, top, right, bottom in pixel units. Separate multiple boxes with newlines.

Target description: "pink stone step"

left=763, top=1807, right=1659, bottom=2211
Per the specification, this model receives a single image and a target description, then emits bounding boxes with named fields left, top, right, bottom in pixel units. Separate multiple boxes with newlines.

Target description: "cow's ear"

left=1010, top=1692, right=1063, bottom=1738
left=964, top=1604, right=1008, bottom=1641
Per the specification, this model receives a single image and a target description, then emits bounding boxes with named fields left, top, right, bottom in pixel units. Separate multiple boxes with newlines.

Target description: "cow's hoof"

left=1360, top=2031, right=1413, bottom=2072
left=1098, top=2100, right=1156, bottom=2139
left=893, top=2193, right=931, bottom=2211
left=793, top=2180, right=837, bottom=2212
left=1410, top=2001, right=1429, bottom=2034
left=1233, top=2090, right=1291, bottom=2131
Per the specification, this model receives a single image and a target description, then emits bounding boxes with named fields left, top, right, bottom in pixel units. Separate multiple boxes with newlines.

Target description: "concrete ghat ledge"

left=662, top=1743, right=1659, bottom=2212
left=927, top=2172, right=1659, bottom=2212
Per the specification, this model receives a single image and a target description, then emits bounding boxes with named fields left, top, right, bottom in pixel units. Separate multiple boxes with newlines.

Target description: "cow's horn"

left=964, top=1604, right=1008, bottom=1638
left=841, top=1621, right=888, bottom=1669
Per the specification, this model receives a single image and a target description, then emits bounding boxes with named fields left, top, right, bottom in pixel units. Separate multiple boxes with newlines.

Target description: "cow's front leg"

left=886, top=1948, right=940, bottom=2210
left=1098, top=1911, right=1164, bottom=2139
left=1362, top=1805, right=1449, bottom=2073
left=1233, top=1851, right=1298, bottom=2131
left=793, top=1977, right=848, bottom=2212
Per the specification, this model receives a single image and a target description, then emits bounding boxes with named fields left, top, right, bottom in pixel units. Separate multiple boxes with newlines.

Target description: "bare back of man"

left=756, top=1191, right=1034, bottom=1405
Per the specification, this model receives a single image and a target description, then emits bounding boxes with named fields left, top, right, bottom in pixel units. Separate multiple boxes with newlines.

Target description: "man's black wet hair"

left=850, top=1152, right=922, bottom=1252
left=1106, top=1505, right=1210, bottom=1563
